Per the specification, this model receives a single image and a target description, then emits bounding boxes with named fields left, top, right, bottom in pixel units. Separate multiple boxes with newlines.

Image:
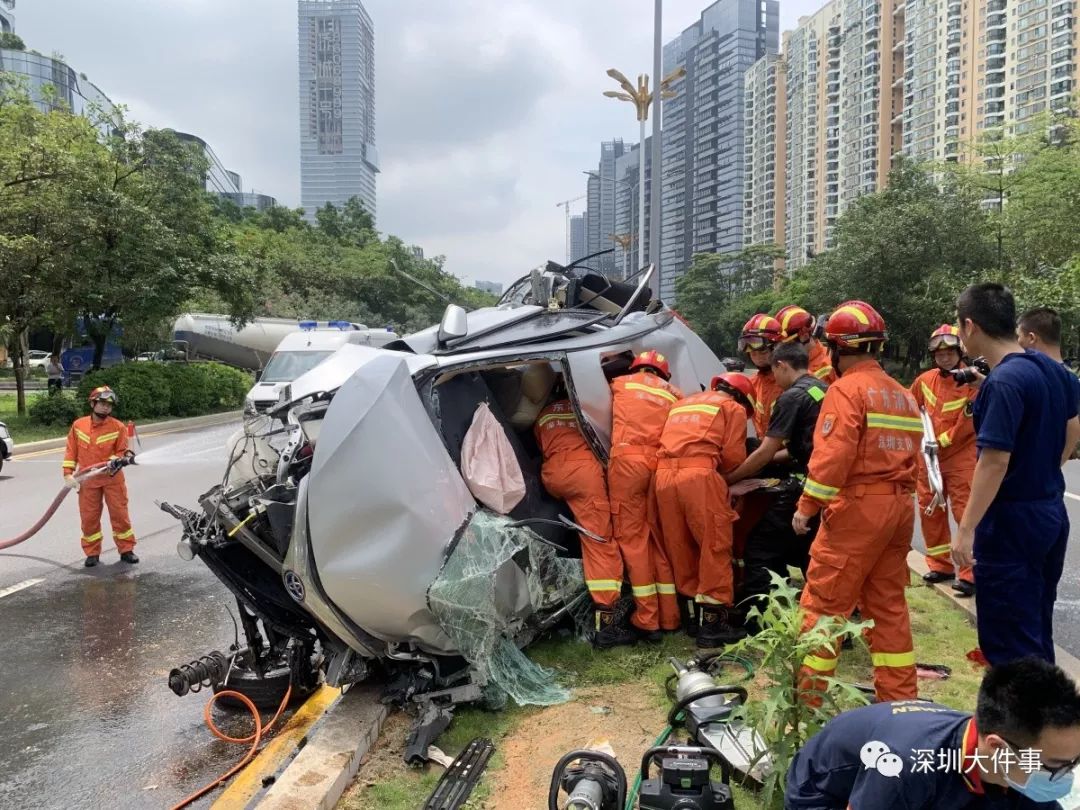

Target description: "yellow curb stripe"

left=210, top=685, right=342, bottom=810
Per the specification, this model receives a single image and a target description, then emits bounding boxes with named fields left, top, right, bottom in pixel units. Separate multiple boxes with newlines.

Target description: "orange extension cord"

left=169, top=685, right=292, bottom=810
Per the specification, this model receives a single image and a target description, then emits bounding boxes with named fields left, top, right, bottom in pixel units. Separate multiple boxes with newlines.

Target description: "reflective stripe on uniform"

left=75, top=429, right=91, bottom=443
left=656, top=583, right=677, bottom=595
left=538, top=413, right=577, bottom=427
left=807, top=385, right=826, bottom=402
left=670, top=404, right=720, bottom=418
left=872, top=650, right=916, bottom=668
left=802, top=654, right=837, bottom=673
left=919, top=383, right=938, bottom=409
left=114, top=529, right=135, bottom=540
left=814, top=366, right=833, bottom=380
left=925, top=543, right=951, bottom=558
left=586, top=579, right=621, bottom=593
left=631, top=583, right=658, bottom=598
left=695, top=594, right=724, bottom=605
left=942, top=398, right=968, bottom=413
left=95, top=431, right=120, bottom=444
left=624, top=382, right=678, bottom=403
left=82, top=532, right=103, bottom=542
left=62, top=460, right=76, bottom=469
left=866, top=413, right=923, bottom=432
left=803, top=477, right=840, bottom=501
left=938, top=432, right=952, bottom=448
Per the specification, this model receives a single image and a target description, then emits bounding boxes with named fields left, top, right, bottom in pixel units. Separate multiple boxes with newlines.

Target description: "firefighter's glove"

left=63, top=475, right=81, bottom=493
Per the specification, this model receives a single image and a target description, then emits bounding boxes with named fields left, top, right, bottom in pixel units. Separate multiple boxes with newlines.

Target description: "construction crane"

left=555, top=194, right=586, bottom=264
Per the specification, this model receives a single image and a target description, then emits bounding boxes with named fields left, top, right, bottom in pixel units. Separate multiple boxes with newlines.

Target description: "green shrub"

left=28, top=391, right=82, bottom=426
left=76, top=361, right=250, bottom=421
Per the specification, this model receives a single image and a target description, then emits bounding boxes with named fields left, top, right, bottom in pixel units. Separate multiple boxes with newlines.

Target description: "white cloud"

left=15, top=0, right=825, bottom=287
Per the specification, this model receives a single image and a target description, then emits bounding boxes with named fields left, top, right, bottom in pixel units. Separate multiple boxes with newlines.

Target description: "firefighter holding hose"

left=62, top=385, right=138, bottom=567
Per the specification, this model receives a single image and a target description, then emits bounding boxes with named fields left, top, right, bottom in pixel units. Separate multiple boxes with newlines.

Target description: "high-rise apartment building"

left=584, top=139, right=627, bottom=278
left=743, top=53, right=786, bottom=254
left=298, top=0, right=378, bottom=222
left=611, top=139, right=655, bottom=277
left=569, top=213, right=587, bottom=264
left=659, top=0, right=780, bottom=300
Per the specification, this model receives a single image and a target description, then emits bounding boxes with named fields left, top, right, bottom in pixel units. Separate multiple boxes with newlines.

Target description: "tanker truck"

left=172, top=314, right=399, bottom=413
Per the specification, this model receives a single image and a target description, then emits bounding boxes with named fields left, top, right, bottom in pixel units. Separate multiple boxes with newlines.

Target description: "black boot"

left=120, top=551, right=139, bottom=564
left=592, top=608, right=637, bottom=650
left=678, top=596, right=698, bottom=638
left=696, top=604, right=747, bottom=649
left=922, top=570, right=954, bottom=584
left=952, top=578, right=975, bottom=598
left=84, top=555, right=99, bottom=568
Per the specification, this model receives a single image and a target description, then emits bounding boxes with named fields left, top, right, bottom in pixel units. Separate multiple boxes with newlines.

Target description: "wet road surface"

left=0, top=420, right=281, bottom=809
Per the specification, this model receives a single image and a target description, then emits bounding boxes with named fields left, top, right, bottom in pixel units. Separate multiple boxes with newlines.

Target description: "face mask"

left=1006, top=768, right=1074, bottom=803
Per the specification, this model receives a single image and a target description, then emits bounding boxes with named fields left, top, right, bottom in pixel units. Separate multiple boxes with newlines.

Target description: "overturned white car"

left=163, top=259, right=723, bottom=759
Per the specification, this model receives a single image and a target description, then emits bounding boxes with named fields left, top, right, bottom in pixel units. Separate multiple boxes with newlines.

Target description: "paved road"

left=0, top=420, right=266, bottom=809
left=910, top=461, right=1080, bottom=658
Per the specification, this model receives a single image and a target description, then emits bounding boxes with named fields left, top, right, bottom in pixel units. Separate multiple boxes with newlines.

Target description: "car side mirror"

left=437, top=305, right=468, bottom=347
left=254, top=369, right=262, bottom=383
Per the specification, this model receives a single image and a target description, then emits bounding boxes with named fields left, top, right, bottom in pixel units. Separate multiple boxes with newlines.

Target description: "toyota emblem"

left=283, top=570, right=305, bottom=602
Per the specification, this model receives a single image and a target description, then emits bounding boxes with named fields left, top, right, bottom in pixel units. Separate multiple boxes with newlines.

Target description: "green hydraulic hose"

left=624, top=721, right=676, bottom=810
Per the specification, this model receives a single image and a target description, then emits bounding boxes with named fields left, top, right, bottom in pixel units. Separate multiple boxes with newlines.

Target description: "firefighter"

left=62, top=386, right=138, bottom=567
left=534, top=392, right=631, bottom=648
left=792, top=301, right=919, bottom=704
left=786, top=657, right=1080, bottom=808
left=776, top=305, right=837, bottom=384
left=740, top=314, right=785, bottom=438
left=727, top=340, right=828, bottom=628
left=609, top=350, right=683, bottom=636
left=912, top=324, right=977, bottom=596
left=653, top=373, right=753, bottom=647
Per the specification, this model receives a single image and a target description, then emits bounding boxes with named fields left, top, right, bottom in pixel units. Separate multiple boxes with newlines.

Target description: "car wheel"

left=212, top=661, right=316, bottom=710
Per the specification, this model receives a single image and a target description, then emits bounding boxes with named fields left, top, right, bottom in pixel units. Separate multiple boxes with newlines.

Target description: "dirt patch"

left=491, top=683, right=670, bottom=807
left=344, top=710, right=414, bottom=797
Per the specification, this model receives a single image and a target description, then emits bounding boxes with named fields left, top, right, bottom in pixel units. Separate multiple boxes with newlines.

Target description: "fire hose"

left=0, top=458, right=132, bottom=550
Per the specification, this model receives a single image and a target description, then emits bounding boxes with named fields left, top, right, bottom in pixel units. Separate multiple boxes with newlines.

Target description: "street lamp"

left=610, top=233, right=634, bottom=280
left=603, top=64, right=685, bottom=278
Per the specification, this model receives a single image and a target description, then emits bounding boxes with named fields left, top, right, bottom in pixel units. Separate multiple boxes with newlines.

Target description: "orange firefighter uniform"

left=653, top=393, right=747, bottom=607
left=62, top=415, right=136, bottom=558
left=749, top=371, right=783, bottom=439
left=911, top=367, right=977, bottom=581
left=535, top=400, right=623, bottom=609
left=610, top=367, right=683, bottom=632
left=797, top=358, right=920, bottom=703
left=776, top=305, right=837, bottom=385
left=806, top=339, right=838, bottom=385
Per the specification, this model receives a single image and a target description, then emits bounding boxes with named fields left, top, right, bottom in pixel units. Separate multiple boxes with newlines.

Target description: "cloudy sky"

left=18, top=0, right=820, bottom=286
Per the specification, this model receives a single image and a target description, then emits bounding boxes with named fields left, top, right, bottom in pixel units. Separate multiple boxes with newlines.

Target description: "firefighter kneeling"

left=792, top=301, right=919, bottom=704
left=653, top=373, right=754, bottom=648
left=62, top=385, right=139, bottom=567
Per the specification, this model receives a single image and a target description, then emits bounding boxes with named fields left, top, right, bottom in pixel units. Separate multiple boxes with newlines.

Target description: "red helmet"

left=739, top=314, right=783, bottom=353
left=928, top=324, right=961, bottom=352
left=711, top=373, right=754, bottom=416
left=823, top=301, right=887, bottom=352
left=630, top=349, right=672, bottom=380
left=776, top=305, right=816, bottom=342
left=88, top=385, right=118, bottom=405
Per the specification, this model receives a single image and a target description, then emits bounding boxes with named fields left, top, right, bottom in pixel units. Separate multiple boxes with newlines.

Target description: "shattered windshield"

left=260, top=350, right=335, bottom=383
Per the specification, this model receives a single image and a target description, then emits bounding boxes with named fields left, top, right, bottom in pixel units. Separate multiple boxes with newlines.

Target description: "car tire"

left=212, top=661, right=316, bottom=710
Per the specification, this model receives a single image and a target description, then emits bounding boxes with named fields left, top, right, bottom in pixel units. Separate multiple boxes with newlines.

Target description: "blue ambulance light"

left=298, top=320, right=317, bottom=331
left=328, top=320, right=351, bottom=330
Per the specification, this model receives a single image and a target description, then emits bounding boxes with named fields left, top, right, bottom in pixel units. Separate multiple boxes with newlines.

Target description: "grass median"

left=0, top=391, right=68, bottom=444
left=337, top=575, right=982, bottom=810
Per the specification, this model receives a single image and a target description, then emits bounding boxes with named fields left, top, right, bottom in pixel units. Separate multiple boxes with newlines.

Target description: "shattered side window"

left=428, top=511, right=588, bottom=708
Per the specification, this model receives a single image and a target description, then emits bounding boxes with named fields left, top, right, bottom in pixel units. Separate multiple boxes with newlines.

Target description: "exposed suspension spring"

left=169, top=650, right=234, bottom=697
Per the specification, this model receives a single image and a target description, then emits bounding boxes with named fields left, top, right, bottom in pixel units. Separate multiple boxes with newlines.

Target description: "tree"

left=0, top=32, right=25, bottom=51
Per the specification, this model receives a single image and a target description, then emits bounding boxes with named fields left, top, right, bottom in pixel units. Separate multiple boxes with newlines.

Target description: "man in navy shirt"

left=953, top=284, right=1080, bottom=666
left=1018, top=307, right=1080, bottom=460
left=787, top=658, right=1080, bottom=808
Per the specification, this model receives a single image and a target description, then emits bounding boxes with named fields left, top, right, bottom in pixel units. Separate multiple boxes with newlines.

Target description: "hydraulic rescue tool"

left=918, top=407, right=946, bottom=516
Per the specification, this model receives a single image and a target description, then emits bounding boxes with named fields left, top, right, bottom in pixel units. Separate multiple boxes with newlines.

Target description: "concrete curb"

left=252, top=685, right=388, bottom=810
left=907, top=550, right=1080, bottom=681
left=11, top=411, right=241, bottom=455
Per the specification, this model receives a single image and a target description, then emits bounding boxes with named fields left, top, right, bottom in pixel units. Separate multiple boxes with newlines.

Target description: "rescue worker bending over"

left=726, top=340, right=828, bottom=628
left=653, top=373, right=753, bottom=647
left=792, top=301, right=919, bottom=704
left=776, top=305, right=837, bottom=384
left=609, top=350, right=683, bottom=637
left=787, top=657, right=1080, bottom=809
left=534, top=387, right=630, bottom=649
left=912, top=324, right=977, bottom=596
left=741, top=314, right=785, bottom=438
left=62, top=385, right=138, bottom=567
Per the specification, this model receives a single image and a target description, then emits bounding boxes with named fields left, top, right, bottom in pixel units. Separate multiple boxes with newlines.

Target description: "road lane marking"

left=0, top=578, right=44, bottom=599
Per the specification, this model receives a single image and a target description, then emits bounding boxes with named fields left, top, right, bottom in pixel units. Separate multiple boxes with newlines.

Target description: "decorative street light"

left=603, top=64, right=685, bottom=278
left=610, top=233, right=634, bottom=280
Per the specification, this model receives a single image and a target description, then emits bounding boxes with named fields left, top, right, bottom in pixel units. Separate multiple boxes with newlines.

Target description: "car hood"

left=305, top=350, right=475, bottom=652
